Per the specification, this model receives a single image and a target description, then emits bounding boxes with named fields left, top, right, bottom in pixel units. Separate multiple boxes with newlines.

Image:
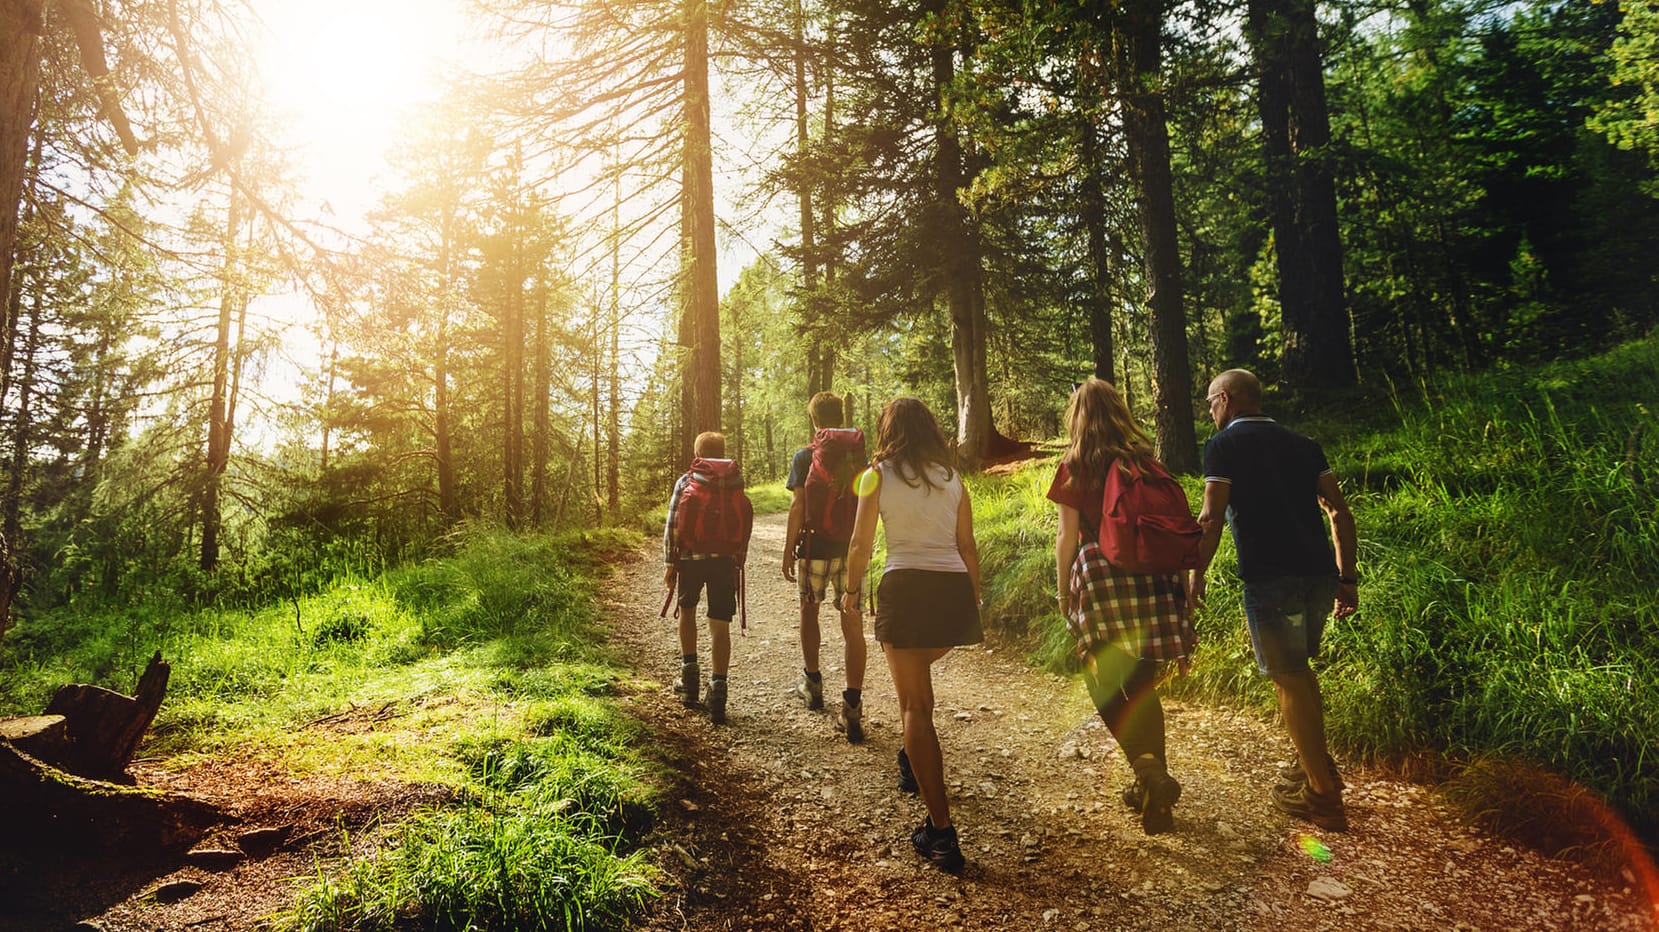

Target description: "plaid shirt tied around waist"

left=1066, top=540, right=1195, bottom=668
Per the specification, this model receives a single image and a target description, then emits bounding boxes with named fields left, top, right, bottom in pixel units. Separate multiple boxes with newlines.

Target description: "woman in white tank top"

left=840, top=397, right=981, bottom=873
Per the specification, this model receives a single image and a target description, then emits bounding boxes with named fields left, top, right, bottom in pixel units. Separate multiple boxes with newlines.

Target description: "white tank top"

left=876, top=461, right=967, bottom=573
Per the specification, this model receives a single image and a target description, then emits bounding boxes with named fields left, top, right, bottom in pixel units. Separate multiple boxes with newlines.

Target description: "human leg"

left=796, top=558, right=826, bottom=708
left=884, top=644, right=952, bottom=828
left=1085, top=646, right=1178, bottom=834
left=1270, top=669, right=1337, bottom=795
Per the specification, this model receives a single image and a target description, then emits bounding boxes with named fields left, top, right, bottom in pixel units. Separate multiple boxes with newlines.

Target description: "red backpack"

left=803, top=427, right=866, bottom=543
left=675, top=458, right=754, bottom=559
left=1098, top=457, right=1202, bottom=574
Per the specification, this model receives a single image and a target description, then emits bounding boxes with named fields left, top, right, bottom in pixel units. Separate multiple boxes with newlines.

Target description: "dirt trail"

left=613, top=511, right=1656, bottom=932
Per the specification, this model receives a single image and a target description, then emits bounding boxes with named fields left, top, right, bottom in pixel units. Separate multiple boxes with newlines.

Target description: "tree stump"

left=39, top=650, right=170, bottom=781
left=0, top=741, right=218, bottom=852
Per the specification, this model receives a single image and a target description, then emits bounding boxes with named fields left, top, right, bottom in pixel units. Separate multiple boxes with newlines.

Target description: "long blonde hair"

left=1061, top=378, right=1153, bottom=490
left=873, top=397, right=954, bottom=491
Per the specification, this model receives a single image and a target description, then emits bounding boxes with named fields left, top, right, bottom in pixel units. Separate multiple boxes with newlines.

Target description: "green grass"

left=972, top=336, right=1659, bottom=836
left=1, top=524, right=661, bottom=930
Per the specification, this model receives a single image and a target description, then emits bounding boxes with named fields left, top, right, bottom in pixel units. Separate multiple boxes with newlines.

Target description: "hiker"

left=1191, top=368, right=1359, bottom=832
left=1048, top=378, right=1196, bottom=835
left=782, top=391, right=869, bottom=742
left=663, top=431, right=754, bottom=725
left=841, top=397, right=982, bottom=873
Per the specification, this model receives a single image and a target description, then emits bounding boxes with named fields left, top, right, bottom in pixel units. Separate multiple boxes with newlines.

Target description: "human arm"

left=1190, top=480, right=1231, bottom=609
left=783, top=486, right=805, bottom=581
left=956, top=483, right=981, bottom=603
left=1318, top=472, right=1359, bottom=619
left=1055, top=503, right=1080, bottom=616
left=838, top=468, right=881, bottom=615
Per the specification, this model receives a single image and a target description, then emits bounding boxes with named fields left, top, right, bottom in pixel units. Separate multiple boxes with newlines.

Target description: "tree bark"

left=0, top=742, right=219, bottom=851
left=1116, top=0, right=1199, bottom=473
left=200, top=182, right=242, bottom=572
left=1246, top=0, right=1355, bottom=389
left=0, top=0, right=43, bottom=348
left=926, top=0, right=992, bottom=470
left=1080, top=127, right=1117, bottom=383
left=684, top=0, right=721, bottom=440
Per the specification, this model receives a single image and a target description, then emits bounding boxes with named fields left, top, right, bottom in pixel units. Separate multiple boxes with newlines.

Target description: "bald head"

left=1211, top=369, right=1262, bottom=409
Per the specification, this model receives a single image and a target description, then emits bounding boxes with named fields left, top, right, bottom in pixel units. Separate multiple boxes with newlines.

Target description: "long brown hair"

left=872, top=397, right=954, bottom=491
left=1062, top=378, right=1153, bottom=490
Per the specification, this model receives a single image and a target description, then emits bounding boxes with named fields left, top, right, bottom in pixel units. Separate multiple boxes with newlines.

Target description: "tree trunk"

left=926, top=1, right=991, bottom=470
left=0, top=1, right=42, bottom=353
left=503, top=219, right=526, bottom=530
left=37, top=651, right=171, bottom=781
left=1116, top=0, right=1199, bottom=473
left=531, top=283, right=550, bottom=524
left=1080, top=127, right=1117, bottom=383
left=1247, top=0, right=1355, bottom=389
left=794, top=0, right=826, bottom=399
left=5, top=282, right=42, bottom=551
left=200, top=183, right=242, bottom=572
left=684, top=0, right=721, bottom=439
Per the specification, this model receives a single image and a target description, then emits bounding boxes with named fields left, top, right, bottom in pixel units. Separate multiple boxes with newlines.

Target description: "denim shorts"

left=1241, top=575, right=1339, bottom=674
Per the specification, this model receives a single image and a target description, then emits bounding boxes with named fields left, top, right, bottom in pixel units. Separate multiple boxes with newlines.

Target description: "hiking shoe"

left=835, top=699, right=864, bottom=744
left=1121, top=779, right=1145, bottom=811
left=1272, top=781, right=1349, bottom=832
left=795, top=673, right=824, bottom=710
left=1278, top=753, right=1345, bottom=793
left=706, top=677, right=727, bottom=725
left=897, top=748, right=919, bottom=794
left=1131, top=757, right=1181, bottom=835
left=673, top=661, right=699, bottom=707
left=1140, top=771, right=1182, bottom=835
left=911, top=818, right=965, bottom=873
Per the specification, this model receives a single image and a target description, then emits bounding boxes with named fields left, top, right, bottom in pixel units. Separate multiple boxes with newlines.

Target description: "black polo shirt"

left=1202, top=415, right=1337, bottom=582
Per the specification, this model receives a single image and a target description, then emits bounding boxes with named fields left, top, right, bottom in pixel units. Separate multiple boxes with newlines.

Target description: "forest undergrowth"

left=4, top=339, right=1658, bottom=926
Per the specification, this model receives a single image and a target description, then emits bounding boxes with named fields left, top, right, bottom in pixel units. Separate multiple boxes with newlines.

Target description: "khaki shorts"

left=796, top=557, right=849, bottom=604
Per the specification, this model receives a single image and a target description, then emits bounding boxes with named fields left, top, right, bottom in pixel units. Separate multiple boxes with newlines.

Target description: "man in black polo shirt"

left=1192, top=369, right=1359, bottom=831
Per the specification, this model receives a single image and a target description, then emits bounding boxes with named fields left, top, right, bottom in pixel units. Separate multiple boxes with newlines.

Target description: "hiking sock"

left=682, top=654, right=697, bottom=665
left=805, top=670, right=823, bottom=683
left=711, top=674, right=728, bottom=684
left=843, top=687, right=862, bottom=707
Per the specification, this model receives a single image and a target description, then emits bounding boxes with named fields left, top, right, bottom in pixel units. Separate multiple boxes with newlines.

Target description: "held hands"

left=1333, top=581, right=1359, bottom=620
left=1187, top=571, right=1207, bottom=611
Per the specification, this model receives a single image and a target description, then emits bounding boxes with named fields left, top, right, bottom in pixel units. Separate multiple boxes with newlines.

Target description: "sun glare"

left=254, top=0, right=467, bottom=219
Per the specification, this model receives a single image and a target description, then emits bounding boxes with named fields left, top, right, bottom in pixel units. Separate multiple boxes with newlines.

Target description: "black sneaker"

left=835, top=700, right=864, bottom=744
left=911, top=818, right=965, bottom=873
left=1130, top=757, right=1181, bottom=836
left=897, top=748, right=919, bottom=794
left=706, top=677, right=727, bottom=725
left=673, top=661, right=699, bottom=707
left=1140, top=771, right=1182, bottom=835
left=1120, top=779, right=1145, bottom=811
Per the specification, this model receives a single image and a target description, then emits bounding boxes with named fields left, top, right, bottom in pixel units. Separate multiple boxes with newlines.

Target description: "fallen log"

left=0, top=741, right=219, bottom=851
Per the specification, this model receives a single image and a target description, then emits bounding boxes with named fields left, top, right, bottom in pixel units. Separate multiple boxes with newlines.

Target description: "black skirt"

left=874, top=569, right=984, bottom=649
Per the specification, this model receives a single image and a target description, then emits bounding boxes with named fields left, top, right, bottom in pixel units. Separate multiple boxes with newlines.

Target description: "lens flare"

left=1298, top=834, right=1333, bottom=862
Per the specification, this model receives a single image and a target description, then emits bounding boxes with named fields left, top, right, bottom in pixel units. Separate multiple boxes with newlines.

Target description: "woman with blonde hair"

left=841, top=397, right=982, bottom=873
left=1048, top=378, right=1195, bottom=834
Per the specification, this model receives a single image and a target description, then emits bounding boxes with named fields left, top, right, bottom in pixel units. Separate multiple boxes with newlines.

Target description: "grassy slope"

left=0, top=526, right=662, bottom=931
left=973, top=337, right=1659, bottom=832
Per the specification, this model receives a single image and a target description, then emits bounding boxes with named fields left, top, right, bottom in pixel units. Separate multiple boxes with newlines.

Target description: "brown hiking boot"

left=1277, top=753, right=1345, bottom=793
left=1272, top=780, right=1349, bottom=832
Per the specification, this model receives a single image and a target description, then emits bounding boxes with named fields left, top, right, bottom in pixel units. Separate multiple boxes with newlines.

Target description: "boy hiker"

left=1191, top=369, right=1359, bottom=831
left=663, top=431, right=754, bottom=725
left=782, top=391, right=868, bottom=742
